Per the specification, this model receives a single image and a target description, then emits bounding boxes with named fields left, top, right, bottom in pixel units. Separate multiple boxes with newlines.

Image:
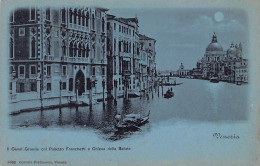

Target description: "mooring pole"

left=59, top=80, right=62, bottom=108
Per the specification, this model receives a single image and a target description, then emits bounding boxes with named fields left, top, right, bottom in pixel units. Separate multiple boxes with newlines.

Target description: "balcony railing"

left=122, top=70, right=131, bottom=76
left=44, top=55, right=54, bottom=61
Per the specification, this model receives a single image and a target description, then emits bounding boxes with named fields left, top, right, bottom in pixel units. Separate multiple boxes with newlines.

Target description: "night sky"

left=108, top=8, right=248, bottom=71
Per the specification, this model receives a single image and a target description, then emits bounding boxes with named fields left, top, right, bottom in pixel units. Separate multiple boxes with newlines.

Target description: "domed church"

left=195, top=32, right=248, bottom=84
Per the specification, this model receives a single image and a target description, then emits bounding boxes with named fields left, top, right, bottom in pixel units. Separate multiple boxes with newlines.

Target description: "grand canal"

left=10, top=78, right=249, bottom=141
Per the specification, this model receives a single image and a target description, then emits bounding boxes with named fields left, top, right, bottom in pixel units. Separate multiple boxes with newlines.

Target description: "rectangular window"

left=9, top=65, right=14, bottom=74
left=62, top=65, right=67, bottom=76
left=61, top=8, right=66, bottom=23
left=10, top=11, right=14, bottom=23
left=30, top=7, right=36, bottom=20
left=19, top=28, right=25, bottom=36
left=47, top=83, right=51, bottom=91
left=119, top=25, right=121, bottom=32
left=114, top=23, right=116, bottom=30
left=92, top=67, right=95, bottom=75
left=69, top=78, right=73, bottom=91
left=18, top=65, right=25, bottom=78
left=47, top=65, right=51, bottom=76
left=19, top=83, right=25, bottom=93
left=31, top=82, right=36, bottom=91
left=102, top=67, right=105, bottom=75
left=149, top=43, right=152, bottom=46
left=9, top=82, right=12, bottom=91
left=46, top=8, right=50, bottom=20
left=30, top=65, right=36, bottom=77
left=62, top=82, right=66, bottom=90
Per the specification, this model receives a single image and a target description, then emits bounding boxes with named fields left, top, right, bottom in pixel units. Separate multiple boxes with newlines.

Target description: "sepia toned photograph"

left=1, top=0, right=260, bottom=165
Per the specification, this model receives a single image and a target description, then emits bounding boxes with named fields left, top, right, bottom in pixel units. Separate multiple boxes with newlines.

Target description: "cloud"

left=184, top=15, right=246, bottom=35
left=218, top=19, right=246, bottom=31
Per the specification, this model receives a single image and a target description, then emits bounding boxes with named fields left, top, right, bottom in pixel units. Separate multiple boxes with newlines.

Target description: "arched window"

left=114, top=39, right=116, bottom=52
left=74, top=9, right=77, bottom=24
left=61, top=8, right=66, bottom=24
left=62, top=41, right=66, bottom=56
left=78, top=11, right=81, bottom=25
left=102, top=17, right=105, bottom=32
left=74, top=43, right=77, bottom=57
left=69, top=9, right=73, bottom=23
left=46, top=38, right=51, bottom=55
left=133, top=43, right=135, bottom=54
left=69, top=42, right=73, bottom=57
left=10, top=38, right=14, bottom=58
left=92, top=45, right=95, bottom=58
left=82, top=11, right=85, bottom=26
left=86, top=44, right=89, bottom=57
left=103, top=46, right=105, bottom=59
left=31, top=37, right=36, bottom=58
left=92, top=14, right=95, bottom=30
left=78, top=43, right=81, bottom=57
left=127, top=41, right=129, bottom=52
left=86, top=12, right=89, bottom=27
left=82, top=44, right=85, bottom=58
left=119, top=41, right=121, bottom=52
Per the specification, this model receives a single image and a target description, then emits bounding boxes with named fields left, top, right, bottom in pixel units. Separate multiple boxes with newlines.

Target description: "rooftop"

left=139, top=34, right=155, bottom=41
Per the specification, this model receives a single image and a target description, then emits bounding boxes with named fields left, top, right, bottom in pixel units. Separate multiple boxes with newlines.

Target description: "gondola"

left=164, top=90, right=174, bottom=98
left=210, top=77, right=219, bottom=83
left=114, top=111, right=150, bottom=131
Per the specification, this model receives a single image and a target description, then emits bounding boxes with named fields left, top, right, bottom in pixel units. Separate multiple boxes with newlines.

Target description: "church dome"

left=227, top=47, right=237, bottom=54
left=205, top=32, right=223, bottom=52
left=206, top=42, right=223, bottom=52
left=227, top=43, right=242, bottom=56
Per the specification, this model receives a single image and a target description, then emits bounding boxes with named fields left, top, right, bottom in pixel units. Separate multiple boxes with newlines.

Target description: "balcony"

left=122, top=70, right=131, bottom=76
left=61, top=56, right=69, bottom=62
left=119, top=52, right=132, bottom=58
left=44, top=55, right=54, bottom=61
left=68, top=57, right=91, bottom=64
left=68, top=23, right=90, bottom=32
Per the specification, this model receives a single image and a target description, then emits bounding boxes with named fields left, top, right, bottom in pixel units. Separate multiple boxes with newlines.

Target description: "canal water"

left=10, top=78, right=249, bottom=141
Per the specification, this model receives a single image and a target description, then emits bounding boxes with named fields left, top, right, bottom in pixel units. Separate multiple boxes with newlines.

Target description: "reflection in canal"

left=10, top=78, right=249, bottom=141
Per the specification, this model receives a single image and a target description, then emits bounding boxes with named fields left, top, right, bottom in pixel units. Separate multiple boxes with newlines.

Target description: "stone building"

left=139, top=34, right=156, bottom=91
left=9, top=7, right=108, bottom=111
left=107, top=15, right=156, bottom=99
left=195, top=33, right=248, bottom=84
left=177, top=63, right=190, bottom=78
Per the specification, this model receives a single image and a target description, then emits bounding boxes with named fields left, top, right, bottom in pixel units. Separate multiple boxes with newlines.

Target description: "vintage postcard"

left=0, top=0, right=260, bottom=165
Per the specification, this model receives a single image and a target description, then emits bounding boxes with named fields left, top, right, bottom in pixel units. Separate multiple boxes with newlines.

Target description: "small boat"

left=115, top=111, right=150, bottom=130
left=210, top=77, right=219, bottom=83
left=163, top=82, right=183, bottom=86
left=164, top=90, right=174, bottom=98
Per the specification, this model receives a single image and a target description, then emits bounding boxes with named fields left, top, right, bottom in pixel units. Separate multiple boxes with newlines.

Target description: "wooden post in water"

left=114, top=79, right=117, bottom=105
left=161, top=80, right=164, bottom=96
left=59, top=80, right=62, bottom=108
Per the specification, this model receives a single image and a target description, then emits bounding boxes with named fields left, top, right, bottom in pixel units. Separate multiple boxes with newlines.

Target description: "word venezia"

left=213, top=133, right=240, bottom=139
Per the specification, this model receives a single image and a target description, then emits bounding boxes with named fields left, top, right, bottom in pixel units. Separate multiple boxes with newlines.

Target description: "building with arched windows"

left=195, top=33, right=248, bottom=84
left=9, top=7, right=109, bottom=111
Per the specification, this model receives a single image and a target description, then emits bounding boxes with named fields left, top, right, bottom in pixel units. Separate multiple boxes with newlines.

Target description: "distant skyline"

left=108, top=8, right=248, bottom=71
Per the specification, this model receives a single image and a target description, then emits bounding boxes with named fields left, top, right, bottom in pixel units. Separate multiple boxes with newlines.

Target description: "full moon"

left=214, top=11, right=224, bottom=22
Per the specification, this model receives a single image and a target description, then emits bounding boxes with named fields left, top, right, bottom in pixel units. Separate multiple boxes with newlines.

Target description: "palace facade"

left=9, top=7, right=156, bottom=111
